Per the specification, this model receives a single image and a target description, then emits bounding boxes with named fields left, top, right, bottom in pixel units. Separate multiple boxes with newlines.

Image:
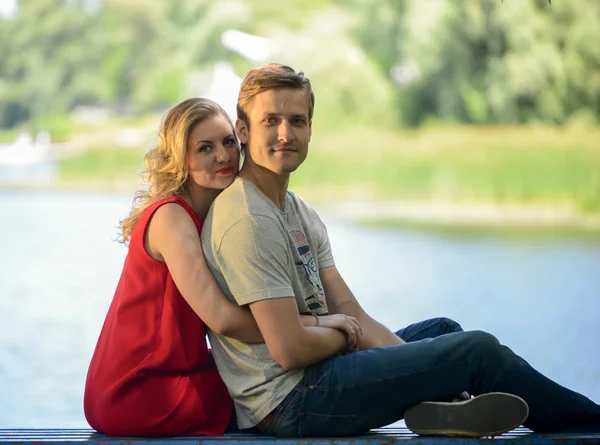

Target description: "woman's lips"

left=216, top=167, right=234, bottom=175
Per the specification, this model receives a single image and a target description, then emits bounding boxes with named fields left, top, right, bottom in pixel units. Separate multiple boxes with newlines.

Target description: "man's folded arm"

left=320, top=265, right=405, bottom=350
left=209, top=214, right=348, bottom=368
left=249, top=297, right=347, bottom=370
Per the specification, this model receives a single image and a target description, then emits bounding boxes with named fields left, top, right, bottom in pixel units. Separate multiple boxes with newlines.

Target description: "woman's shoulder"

left=130, top=196, right=201, bottom=247
left=143, top=196, right=199, bottom=224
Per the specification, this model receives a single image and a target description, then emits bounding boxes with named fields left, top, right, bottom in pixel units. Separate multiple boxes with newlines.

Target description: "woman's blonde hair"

left=119, top=98, right=233, bottom=244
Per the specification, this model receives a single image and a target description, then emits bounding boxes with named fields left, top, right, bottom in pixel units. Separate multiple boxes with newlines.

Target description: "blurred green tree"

left=399, top=0, right=600, bottom=125
left=335, top=0, right=407, bottom=124
left=0, top=0, right=107, bottom=128
left=1, top=0, right=599, bottom=129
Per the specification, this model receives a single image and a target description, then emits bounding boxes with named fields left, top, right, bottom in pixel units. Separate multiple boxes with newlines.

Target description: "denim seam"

left=300, top=412, right=359, bottom=433
left=299, top=410, right=359, bottom=435
left=301, top=413, right=358, bottom=418
left=269, top=388, right=302, bottom=435
left=402, top=319, right=454, bottom=342
left=297, top=377, right=311, bottom=437
left=491, top=360, right=564, bottom=428
left=310, top=361, right=470, bottom=392
left=497, top=360, right=600, bottom=431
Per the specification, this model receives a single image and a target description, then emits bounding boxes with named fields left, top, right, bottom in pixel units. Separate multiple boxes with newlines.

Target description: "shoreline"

left=323, top=199, right=600, bottom=234
left=3, top=181, right=600, bottom=235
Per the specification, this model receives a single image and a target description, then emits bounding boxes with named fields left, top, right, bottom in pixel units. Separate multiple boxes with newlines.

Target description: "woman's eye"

left=224, top=138, right=237, bottom=146
left=199, top=145, right=212, bottom=153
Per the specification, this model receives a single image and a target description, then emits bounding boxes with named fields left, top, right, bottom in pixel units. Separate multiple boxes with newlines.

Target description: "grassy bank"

left=291, top=126, right=600, bottom=214
left=50, top=125, right=600, bottom=224
left=58, top=145, right=145, bottom=188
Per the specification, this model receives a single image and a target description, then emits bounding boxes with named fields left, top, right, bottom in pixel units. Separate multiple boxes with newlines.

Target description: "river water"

left=0, top=190, right=598, bottom=428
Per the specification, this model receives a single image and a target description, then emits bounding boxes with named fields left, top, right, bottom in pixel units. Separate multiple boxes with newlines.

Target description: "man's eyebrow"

left=261, top=112, right=308, bottom=119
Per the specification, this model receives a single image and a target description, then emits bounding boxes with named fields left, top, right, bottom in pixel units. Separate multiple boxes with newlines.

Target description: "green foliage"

left=0, top=129, right=19, bottom=143
left=290, top=127, right=600, bottom=213
left=399, top=0, right=600, bottom=125
left=29, top=114, right=73, bottom=142
left=1, top=0, right=599, bottom=129
left=58, top=146, right=145, bottom=180
left=0, top=0, right=108, bottom=127
left=264, top=6, right=398, bottom=129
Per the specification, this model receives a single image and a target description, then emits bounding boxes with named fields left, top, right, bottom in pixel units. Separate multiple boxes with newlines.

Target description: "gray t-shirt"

left=201, top=176, right=335, bottom=429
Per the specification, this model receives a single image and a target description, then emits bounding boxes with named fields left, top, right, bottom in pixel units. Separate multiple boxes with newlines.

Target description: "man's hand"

left=317, top=314, right=363, bottom=352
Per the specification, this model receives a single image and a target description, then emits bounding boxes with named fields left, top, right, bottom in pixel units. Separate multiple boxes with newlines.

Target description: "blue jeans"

left=261, top=317, right=600, bottom=437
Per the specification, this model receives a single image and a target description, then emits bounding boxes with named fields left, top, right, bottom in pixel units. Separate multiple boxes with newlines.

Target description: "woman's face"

left=186, top=114, right=240, bottom=190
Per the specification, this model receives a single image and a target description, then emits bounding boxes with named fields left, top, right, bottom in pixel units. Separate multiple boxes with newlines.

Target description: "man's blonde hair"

left=237, top=63, right=315, bottom=125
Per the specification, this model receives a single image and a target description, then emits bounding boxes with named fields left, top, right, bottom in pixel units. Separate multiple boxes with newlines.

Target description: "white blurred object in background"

left=0, top=132, right=57, bottom=184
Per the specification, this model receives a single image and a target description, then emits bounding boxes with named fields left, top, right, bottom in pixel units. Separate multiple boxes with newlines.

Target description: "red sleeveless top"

left=84, top=197, right=232, bottom=436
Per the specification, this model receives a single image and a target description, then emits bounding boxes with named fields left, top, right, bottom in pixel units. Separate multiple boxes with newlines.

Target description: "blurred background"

left=1, top=0, right=599, bottom=430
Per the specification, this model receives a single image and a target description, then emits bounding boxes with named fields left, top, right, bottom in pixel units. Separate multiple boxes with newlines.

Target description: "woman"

left=84, top=98, right=361, bottom=437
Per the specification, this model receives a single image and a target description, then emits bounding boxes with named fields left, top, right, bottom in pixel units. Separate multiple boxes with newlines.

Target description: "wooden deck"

left=1, top=428, right=599, bottom=445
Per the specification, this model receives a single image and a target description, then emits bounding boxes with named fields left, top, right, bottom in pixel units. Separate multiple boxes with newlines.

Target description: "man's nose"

left=277, top=121, right=295, bottom=142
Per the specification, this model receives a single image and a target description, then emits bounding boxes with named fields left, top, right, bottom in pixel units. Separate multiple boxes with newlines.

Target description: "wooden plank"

left=0, top=428, right=599, bottom=445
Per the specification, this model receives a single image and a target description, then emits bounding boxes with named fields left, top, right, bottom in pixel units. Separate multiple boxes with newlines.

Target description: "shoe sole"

left=404, top=392, right=530, bottom=438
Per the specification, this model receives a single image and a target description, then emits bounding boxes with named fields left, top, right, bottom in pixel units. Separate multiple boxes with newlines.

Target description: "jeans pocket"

left=299, top=412, right=359, bottom=437
left=265, top=386, right=303, bottom=437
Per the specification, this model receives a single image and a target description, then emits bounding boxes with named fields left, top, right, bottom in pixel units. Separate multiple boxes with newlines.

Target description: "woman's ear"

left=236, top=119, right=249, bottom=144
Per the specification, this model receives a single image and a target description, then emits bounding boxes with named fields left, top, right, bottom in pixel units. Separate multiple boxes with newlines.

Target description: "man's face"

left=237, top=88, right=312, bottom=175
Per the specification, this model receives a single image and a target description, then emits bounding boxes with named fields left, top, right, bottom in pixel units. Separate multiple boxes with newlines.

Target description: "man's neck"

left=240, top=163, right=290, bottom=210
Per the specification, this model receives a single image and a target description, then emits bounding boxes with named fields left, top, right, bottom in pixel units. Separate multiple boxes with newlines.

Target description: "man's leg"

left=395, top=317, right=471, bottom=402
left=394, top=317, right=463, bottom=342
left=263, top=330, right=600, bottom=436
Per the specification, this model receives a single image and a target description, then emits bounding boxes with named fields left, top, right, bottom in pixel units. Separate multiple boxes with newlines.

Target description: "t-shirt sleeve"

left=303, top=203, right=335, bottom=269
left=214, top=214, right=294, bottom=306
left=315, top=217, right=334, bottom=269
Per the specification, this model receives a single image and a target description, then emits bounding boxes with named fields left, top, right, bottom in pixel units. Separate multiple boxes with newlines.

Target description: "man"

left=201, top=63, right=600, bottom=437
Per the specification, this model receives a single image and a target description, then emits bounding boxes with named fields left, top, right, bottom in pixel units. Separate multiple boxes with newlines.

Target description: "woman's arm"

left=148, top=203, right=264, bottom=342
left=148, top=204, right=362, bottom=346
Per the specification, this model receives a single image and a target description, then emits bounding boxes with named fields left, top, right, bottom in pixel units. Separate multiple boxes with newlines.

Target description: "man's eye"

left=264, top=118, right=277, bottom=125
left=292, top=118, right=306, bottom=126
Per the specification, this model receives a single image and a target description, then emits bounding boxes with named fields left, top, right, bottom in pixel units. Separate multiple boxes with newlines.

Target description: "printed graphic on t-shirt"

left=290, top=229, right=327, bottom=314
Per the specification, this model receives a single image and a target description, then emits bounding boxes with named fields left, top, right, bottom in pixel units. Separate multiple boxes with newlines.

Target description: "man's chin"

left=276, top=165, right=300, bottom=175
left=262, top=163, right=301, bottom=175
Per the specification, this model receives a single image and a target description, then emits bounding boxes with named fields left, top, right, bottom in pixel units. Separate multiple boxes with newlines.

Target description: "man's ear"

left=236, top=119, right=249, bottom=144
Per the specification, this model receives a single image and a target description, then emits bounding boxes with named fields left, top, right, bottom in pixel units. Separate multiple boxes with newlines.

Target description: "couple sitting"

left=84, top=63, right=600, bottom=438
